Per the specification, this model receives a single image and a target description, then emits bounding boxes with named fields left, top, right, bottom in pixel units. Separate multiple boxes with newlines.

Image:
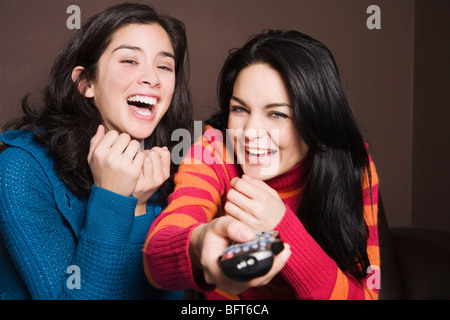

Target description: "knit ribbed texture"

left=144, top=126, right=380, bottom=300
left=0, top=130, right=182, bottom=300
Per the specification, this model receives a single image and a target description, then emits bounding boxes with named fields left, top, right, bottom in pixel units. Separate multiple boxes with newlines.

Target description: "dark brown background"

left=1, top=0, right=449, bottom=231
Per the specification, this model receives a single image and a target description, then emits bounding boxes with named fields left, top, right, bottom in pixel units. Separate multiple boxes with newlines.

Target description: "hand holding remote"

left=190, top=217, right=290, bottom=296
left=219, top=231, right=284, bottom=281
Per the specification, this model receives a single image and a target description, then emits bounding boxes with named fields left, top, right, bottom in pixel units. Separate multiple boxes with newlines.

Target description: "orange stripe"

left=204, top=140, right=226, bottom=163
left=329, top=269, right=349, bottom=299
left=171, top=195, right=219, bottom=221
left=362, top=161, right=379, bottom=190
left=364, top=264, right=380, bottom=299
left=364, top=203, right=378, bottom=226
left=178, top=159, right=219, bottom=180
left=277, top=187, right=302, bottom=199
left=367, top=245, right=380, bottom=267
left=213, top=289, right=241, bottom=300
left=174, top=174, right=221, bottom=205
left=364, top=288, right=378, bottom=300
left=146, top=214, right=199, bottom=243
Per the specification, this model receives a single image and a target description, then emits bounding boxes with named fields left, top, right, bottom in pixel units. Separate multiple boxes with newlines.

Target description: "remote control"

left=218, top=231, right=284, bottom=281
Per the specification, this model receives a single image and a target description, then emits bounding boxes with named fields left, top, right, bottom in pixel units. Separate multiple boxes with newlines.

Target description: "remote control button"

left=247, top=258, right=255, bottom=266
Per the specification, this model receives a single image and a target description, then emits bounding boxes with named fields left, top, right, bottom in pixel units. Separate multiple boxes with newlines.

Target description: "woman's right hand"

left=87, top=125, right=145, bottom=197
left=189, top=216, right=291, bottom=295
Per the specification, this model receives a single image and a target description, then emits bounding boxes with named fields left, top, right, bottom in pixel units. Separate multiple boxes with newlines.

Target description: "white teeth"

left=127, top=95, right=157, bottom=105
left=135, top=108, right=152, bottom=116
left=247, top=148, right=271, bottom=156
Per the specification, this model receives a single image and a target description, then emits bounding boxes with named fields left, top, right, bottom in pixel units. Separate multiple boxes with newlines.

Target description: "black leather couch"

left=378, top=195, right=450, bottom=299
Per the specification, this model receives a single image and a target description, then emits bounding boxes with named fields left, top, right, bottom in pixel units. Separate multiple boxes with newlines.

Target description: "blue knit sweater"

left=0, top=130, right=182, bottom=300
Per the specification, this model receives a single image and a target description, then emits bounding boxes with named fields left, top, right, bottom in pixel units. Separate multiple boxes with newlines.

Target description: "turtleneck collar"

left=264, top=156, right=308, bottom=192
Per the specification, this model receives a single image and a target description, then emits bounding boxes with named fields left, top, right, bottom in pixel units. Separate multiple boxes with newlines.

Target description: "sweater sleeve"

left=275, top=159, right=380, bottom=300
left=0, top=147, right=145, bottom=299
left=143, top=131, right=233, bottom=291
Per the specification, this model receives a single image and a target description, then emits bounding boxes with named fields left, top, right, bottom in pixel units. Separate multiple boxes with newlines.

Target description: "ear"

left=71, top=66, right=95, bottom=98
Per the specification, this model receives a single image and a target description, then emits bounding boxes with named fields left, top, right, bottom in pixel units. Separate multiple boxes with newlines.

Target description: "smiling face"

left=82, top=23, right=176, bottom=140
left=227, top=63, right=309, bottom=180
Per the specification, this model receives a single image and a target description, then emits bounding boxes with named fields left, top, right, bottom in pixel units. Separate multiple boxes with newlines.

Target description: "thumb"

left=215, top=215, right=255, bottom=243
left=87, top=124, right=105, bottom=163
left=266, top=243, right=291, bottom=276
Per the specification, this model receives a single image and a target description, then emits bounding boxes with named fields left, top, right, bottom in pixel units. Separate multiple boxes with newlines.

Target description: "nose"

left=138, top=67, right=161, bottom=88
left=243, top=115, right=267, bottom=141
left=245, top=128, right=266, bottom=141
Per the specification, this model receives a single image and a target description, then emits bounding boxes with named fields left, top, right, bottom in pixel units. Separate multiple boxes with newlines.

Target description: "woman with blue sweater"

left=0, top=3, right=192, bottom=299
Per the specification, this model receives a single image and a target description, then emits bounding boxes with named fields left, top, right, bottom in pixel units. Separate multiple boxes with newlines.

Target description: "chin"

left=241, top=165, right=278, bottom=181
left=127, top=126, right=156, bottom=141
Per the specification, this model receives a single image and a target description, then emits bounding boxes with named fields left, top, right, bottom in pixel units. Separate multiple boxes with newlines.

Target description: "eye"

left=121, top=59, right=138, bottom=65
left=268, top=111, right=289, bottom=119
left=157, top=65, right=174, bottom=72
left=157, top=56, right=175, bottom=73
left=230, top=106, right=248, bottom=114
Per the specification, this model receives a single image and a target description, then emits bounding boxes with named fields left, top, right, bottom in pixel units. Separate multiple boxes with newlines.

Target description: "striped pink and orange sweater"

left=143, top=126, right=380, bottom=300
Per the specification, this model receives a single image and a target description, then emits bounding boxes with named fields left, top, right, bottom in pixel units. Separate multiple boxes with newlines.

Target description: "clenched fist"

left=87, top=125, right=144, bottom=197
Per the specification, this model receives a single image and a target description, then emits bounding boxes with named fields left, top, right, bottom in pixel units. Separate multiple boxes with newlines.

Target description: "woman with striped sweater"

left=144, top=30, right=380, bottom=299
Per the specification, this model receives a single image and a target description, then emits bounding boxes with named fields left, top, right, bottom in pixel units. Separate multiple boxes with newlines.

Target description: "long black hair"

left=212, top=30, right=372, bottom=282
left=2, top=3, right=193, bottom=203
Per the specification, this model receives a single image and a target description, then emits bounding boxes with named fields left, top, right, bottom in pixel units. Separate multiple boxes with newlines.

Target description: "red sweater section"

left=143, top=127, right=380, bottom=299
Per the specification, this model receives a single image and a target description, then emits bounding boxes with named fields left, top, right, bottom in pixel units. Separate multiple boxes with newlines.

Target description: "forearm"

left=276, top=208, right=378, bottom=300
left=275, top=209, right=337, bottom=299
left=144, top=223, right=208, bottom=291
left=65, top=186, right=141, bottom=299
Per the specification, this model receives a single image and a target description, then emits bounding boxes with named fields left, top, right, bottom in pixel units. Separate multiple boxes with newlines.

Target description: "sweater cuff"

left=275, top=207, right=338, bottom=299
left=84, top=185, right=137, bottom=243
left=145, top=224, right=215, bottom=292
left=145, top=225, right=195, bottom=290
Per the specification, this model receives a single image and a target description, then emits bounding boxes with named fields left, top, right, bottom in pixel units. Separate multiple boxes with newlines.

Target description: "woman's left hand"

left=133, top=146, right=171, bottom=215
left=224, top=175, right=286, bottom=232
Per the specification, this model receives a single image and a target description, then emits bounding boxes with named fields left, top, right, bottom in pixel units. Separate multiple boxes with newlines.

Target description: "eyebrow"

left=231, top=96, right=292, bottom=109
left=113, top=45, right=175, bottom=60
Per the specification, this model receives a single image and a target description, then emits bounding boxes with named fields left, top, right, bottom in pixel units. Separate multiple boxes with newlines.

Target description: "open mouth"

left=127, top=95, right=157, bottom=117
left=245, top=147, right=277, bottom=165
left=247, top=148, right=274, bottom=157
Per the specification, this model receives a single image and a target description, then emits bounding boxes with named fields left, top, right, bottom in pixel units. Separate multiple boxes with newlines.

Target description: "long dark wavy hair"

left=209, top=30, right=372, bottom=282
left=1, top=3, right=193, bottom=204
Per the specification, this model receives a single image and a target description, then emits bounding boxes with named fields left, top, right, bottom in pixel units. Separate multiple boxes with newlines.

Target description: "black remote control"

left=218, top=231, right=284, bottom=281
